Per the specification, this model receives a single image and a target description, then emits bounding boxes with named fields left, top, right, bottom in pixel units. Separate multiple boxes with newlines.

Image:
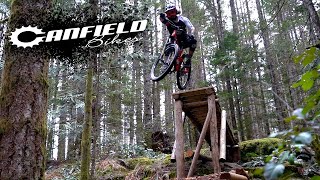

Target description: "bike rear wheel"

left=176, top=56, right=191, bottom=90
left=150, top=44, right=179, bottom=81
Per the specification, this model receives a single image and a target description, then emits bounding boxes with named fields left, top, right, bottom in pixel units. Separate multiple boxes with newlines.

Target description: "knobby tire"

left=176, top=58, right=191, bottom=90
left=150, top=44, right=179, bottom=81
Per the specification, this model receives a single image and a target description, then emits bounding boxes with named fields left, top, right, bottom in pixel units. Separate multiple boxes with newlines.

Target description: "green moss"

left=96, top=169, right=128, bottom=179
left=0, top=118, right=12, bottom=136
left=240, top=138, right=283, bottom=162
left=126, top=157, right=155, bottom=169
left=246, top=167, right=264, bottom=178
left=311, top=134, right=320, bottom=164
left=200, top=148, right=211, bottom=157
left=160, top=154, right=172, bottom=165
left=169, top=171, right=177, bottom=179
left=40, top=75, right=50, bottom=89
left=279, top=165, right=303, bottom=179
left=0, top=60, right=14, bottom=107
left=195, top=165, right=213, bottom=176
left=245, top=152, right=259, bottom=160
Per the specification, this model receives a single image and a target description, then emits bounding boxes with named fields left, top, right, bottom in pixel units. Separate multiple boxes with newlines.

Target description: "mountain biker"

left=159, top=5, right=197, bottom=68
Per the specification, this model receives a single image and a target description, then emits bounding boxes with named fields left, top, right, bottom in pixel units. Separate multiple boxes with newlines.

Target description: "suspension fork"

left=175, top=49, right=183, bottom=71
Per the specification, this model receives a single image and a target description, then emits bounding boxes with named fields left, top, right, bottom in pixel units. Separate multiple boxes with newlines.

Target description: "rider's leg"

left=185, top=36, right=197, bottom=67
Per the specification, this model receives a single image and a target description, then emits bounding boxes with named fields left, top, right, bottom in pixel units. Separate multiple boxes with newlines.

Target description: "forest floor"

left=45, top=154, right=318, bottom=180
left=45, top=154, right=242, bottom=180
left=45, top=138, right=319, bottom=179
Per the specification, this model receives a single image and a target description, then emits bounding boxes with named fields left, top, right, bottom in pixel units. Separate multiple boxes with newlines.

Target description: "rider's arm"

left=180, top=16, right=195, bottom=35
left=160, top=13, right=180, bottom=29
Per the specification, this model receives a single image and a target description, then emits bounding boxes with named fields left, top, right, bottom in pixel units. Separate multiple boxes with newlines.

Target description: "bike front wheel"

left=176, top=57, right=191, bottom=90
left=150, top=44, right=179, bottom=81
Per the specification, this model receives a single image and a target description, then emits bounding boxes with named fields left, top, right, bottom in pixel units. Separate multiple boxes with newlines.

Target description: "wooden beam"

left=219, top=110, right=227, bottom=161
left=172, top=87, right=215, bottom=100
left=187, top=94, right=214, bottom=177
left=220, top=172, right=248, bottom=180
left=174, top=99, right=185, bottom=178
left=209, top=94, right=220, bottom=173
left=172, top=93, right=180, bottom=100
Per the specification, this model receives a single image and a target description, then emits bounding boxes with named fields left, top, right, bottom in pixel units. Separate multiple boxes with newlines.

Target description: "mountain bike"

left=150, top=20, right=191, bottom=90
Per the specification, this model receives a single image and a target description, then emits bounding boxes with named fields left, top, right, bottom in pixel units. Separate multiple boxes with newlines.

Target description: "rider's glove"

left=160, top=13, right=166, bottom=19
left=160, top=13, right=168, bottom=24
left=189, top=34, right=195, bottom=39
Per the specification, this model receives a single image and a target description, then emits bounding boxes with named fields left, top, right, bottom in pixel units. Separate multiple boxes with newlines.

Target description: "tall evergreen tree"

left=0, top=0, right=52, bottom=178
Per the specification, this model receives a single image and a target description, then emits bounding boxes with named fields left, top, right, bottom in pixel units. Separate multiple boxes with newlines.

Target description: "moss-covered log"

left=240, top=138, right=283, bottom=162
left=0, top=0, right=52, bottom=179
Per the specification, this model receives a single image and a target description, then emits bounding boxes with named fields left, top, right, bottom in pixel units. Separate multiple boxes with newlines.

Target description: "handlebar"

left=165, top=19, right=186, bottom=36
left=166, top=19, right=179, bottom=30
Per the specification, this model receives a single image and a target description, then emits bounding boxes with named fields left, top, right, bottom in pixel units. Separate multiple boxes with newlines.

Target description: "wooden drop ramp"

left=171, top=86, right=240, bottom=179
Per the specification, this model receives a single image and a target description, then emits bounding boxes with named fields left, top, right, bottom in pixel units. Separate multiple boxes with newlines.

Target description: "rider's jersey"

left=167, top=15, right=194, bottom=34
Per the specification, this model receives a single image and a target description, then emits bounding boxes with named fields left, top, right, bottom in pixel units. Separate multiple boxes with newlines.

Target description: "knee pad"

left=190, top=39, right=197, bottom=50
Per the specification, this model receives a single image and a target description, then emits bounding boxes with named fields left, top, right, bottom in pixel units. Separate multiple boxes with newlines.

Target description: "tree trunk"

left=67, top=103, right=76, bottom=160
left=91, top=55, right=101, bottom=177
left=164, top=81, right=174, bottom=135
left=303, top=0, right=320, bottom=41
left=0, top=0, right=51, bottom=179
left=256, top=0, right=286, bottom=130
left=47, top=61, right=61, bottom=160
left=80, top=0, right=97, bottom=178
left=80, top=62, right=93, bottom=180
left=134, top=53, right=143, bottom=146
left=57, top=69, right=68, bottom=161
left=143, top=30, right=153, bottom=149
left=130, top=61, right=136, bottom=145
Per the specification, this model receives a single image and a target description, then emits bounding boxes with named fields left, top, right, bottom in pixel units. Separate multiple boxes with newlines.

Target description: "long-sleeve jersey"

left=165, top=15, right=194, bottom=34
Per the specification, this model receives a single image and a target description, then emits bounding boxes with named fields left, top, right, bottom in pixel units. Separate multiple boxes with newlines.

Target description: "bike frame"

left=170, top=30, right=184, bottom=72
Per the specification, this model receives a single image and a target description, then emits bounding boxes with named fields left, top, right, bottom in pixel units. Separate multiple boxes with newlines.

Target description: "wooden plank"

left=174, top=99, right=185, bottom=178
left=179, top=95, right=208, bottom=104
left=172, top=87, right=215, bottom=100
left=187, top=94, right=215, bottom=178
left=209, top=94, right=220, bottom=173
left=219, top=110, right=227, bottom=161
left=183, top=101, right=208, bottom=109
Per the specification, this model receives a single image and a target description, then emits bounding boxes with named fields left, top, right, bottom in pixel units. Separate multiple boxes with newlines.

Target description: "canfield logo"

left=9, top=20, right=148, bottom=48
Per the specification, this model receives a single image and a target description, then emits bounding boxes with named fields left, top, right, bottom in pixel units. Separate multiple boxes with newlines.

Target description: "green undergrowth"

left=247, top=165, right=305, bottom=179
left=45, top=154, right=175, bottom=180
left=126, top=157, right=156, bottom=169
left=240, top=138, right=283, bottom=162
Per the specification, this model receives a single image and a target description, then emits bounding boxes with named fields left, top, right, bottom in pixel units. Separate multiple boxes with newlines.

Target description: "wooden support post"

left=219, top=110, right=227, bottom=161
left=187, top=94, right=214, bottom=177
left=174, top=99, right=185, bottom=178
left=171, top=114, right=186, bottom=162
left=210, top=94, right=220, bottom=173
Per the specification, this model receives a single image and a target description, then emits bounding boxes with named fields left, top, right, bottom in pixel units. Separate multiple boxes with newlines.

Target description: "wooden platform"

left=172, top=87, right=237, bottom=148
left=172, top=86, right=240, bottom=178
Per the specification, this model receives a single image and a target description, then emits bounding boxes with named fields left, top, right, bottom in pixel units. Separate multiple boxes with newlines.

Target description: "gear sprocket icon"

left=9, top=26, right=45, bottom=48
